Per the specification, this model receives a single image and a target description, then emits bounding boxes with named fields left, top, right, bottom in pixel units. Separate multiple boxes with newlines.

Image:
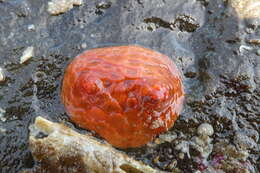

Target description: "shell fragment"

left=23, top=116, right=163, bottom=173
left=0, top=67, right=5, bottom=82
left=20, top=46, right=34, bottom=64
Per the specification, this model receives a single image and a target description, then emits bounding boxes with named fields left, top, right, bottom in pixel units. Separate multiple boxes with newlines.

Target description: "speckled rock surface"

left=0, top=0, right=259, bottom=172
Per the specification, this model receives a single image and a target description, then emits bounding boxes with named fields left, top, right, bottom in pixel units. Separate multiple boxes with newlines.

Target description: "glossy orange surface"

left=61, top=45, right=184, bottom=148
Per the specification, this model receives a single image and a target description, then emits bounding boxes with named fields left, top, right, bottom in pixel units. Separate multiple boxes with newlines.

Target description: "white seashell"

left=28, top=24, right=36, bottom=31
left=0, top=67, right=5, bottom=82
left=20, top=46, right=34, bottom=64
left=0, top=127, right=6, bottom=133
left=239, top=45, right=253, bottom=54
left=0, top=107, right=6, bottom=122
left=81, top=43, right=87, bottom=49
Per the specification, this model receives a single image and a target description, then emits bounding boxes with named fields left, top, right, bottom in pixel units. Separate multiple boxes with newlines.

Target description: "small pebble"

left=197, top=123, right=214, bottom=136
left=96, top=1, right=111, bottom=9
left=0, top=67, right=5, bottom=82
left=28, top=24, right=36, bottom=31
left=154, top=138, right=162, bottom=145
left=256, top=50, right=260, bottom=56
left=80, top=24, right=84, bottom=29
left=81, top=43, right=87, bottom=49
left=248, top=39, right=260, bottom=45
left=245, top=27, right=254, bottom=34
left=0, top=127, right=6, bottom=133
left=20, top=46, right=34, bottom=64
left=178, top=152, right=185, bottom=159
left=0, top=108, right=6, bottom=122
left=239, top=45, right=253, bottom=54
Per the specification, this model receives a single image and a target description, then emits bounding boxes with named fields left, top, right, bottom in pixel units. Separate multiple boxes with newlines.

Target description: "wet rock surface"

left=0, top=0, right=259, bottom=172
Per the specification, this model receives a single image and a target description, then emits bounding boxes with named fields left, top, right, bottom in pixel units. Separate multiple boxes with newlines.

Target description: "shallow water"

left=0, top=0, right=259, bottom=172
